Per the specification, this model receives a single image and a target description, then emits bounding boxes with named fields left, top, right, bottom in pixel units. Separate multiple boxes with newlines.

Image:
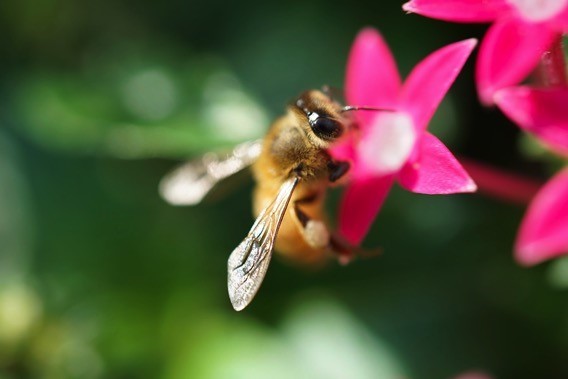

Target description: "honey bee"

left=160, top=88, right=384, bottom=311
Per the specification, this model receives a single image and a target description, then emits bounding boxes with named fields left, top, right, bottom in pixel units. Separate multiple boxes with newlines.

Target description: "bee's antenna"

left=341, top=105, right=396, bottom=113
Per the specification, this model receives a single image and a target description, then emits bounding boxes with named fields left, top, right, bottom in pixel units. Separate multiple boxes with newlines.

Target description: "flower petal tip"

left=514, top=244, right=542, bottom=267
left=492, top=88, right=506, bottom=102
left=492, top=87, right=516, bottom=106
left=402, top=1, right=416, bottom=14
left=478, top=85, right=497, bottom=106
left=462, top=38, right=478, bottom=50
left=456, top=38, right=479, bottom=65
left=357, top=27, right=382, bottom=41
left=514, top=242, right=565, bottom=267
left=464, top=179, right=478, bottom=193
left=452, top=38, right=478, bottom=58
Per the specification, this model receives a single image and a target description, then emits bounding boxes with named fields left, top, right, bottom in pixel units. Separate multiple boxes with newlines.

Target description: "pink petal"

left=508, top=0, right=568, bottom=23
left=329, top=131, right=357, bottom=162
left=398, top=132, right=477, bottom=194
left=338, top=175, right=395, bottom=245
left=549, top=4, right=568, bottom=30
left=476, top=17, right=557, bottom=105
left=345, top=28, right=402, bottom=128
left=402, top=0, right=510, bottom=23
left=495, top=87, right=568, bottom=155
left=400, top=39, right=477, bottom=132
left=515, top=168, right=568, bottom=265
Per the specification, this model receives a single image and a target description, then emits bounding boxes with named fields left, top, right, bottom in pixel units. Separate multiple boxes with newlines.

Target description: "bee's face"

left=293, top=90, right=347, bottom=145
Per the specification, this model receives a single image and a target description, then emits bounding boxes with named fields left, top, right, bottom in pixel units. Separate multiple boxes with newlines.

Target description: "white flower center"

left=507, top=0, right=567, bottom=22
left=359, top=112, right=416, bottom=175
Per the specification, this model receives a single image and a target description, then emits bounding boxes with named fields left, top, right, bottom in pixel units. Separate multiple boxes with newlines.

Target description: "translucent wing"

left=227, top=177, right=299, bottom=311
left=159, top=140, right=262, bottom=206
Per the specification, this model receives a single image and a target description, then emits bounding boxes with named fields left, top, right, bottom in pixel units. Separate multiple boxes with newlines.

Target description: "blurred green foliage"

left=0, top=1, right=567, bottom=378
left=15, top=54, right=267, bottom=157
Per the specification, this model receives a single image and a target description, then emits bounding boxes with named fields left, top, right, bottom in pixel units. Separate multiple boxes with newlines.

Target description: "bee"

left=160, top=88, right=384, bottom=311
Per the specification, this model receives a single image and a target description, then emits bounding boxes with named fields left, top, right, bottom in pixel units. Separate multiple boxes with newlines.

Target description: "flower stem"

left=460, top=159, right=542, bottom=205
left=536, top=36, right=567, bottom=87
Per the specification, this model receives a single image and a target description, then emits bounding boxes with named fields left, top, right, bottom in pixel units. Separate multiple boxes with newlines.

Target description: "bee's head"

left=293, top=90, right=346, bottom=144
left=292, top=88, right=394, bottom=146
left=305, top=110, right=343, bottom=140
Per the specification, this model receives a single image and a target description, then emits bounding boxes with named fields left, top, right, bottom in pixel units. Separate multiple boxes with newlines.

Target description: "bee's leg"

left=329, top=235, right=355, bottom=265
left=291, top=195, right=330, bottom=250
left=327, top=160, right=350, bottom=182
left=330, top=234, right=382, bottom=265
left=292, top=192, right=378, bottom=263
left=292, top=194, right=352, bottom=256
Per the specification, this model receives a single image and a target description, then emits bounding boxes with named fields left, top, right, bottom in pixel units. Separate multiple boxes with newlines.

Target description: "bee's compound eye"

left=311, top=117, right=342, bottom=139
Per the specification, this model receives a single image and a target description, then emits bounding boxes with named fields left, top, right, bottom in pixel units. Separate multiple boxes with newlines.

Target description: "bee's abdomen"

left=252, top=182, right=328, bottom=265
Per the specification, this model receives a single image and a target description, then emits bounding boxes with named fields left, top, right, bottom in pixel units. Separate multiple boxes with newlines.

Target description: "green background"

left=0, top=1, right=566, bottom=378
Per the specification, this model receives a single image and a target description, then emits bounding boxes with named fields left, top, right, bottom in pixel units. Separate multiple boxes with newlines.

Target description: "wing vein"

left=227, top=177, right=299, bottom=311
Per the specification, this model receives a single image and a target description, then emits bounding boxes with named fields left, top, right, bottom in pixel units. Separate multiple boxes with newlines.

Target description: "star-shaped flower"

left=332, top=28, right=477, bottom=245
left=402, top=0, right=568, bottom=104
left=493, top=86, right=568, bottom=265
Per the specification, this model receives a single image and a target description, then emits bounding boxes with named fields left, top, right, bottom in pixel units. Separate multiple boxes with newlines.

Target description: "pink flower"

left=493, top=86, right=568, bottom=265
left=402, top=0, right=568, bottom=104
left=515, top=168, right=568, bottom=265
left=332, top=29, right=477, bottom=245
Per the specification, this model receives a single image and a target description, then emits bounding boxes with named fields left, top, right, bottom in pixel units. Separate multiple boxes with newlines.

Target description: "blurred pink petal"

left=509, top=0, right=568, bottom=23
left=401, top=39, right=477, bottom=132
left=398, top=133, right=476, bottom=194
left=495, top=86, right=568, bottom=155
left=549, top=5, right=568, bottom=30
left=476, top=17, right=557, bottom=104
left=330, top=132, right=357, bottom=163
left=516, top=168, right=568, bottom=265
left=345, top=28, right=401, bottom=128
left=338, top=175, right=395, bottom=245
left=402, top=0, right=510, bottom=23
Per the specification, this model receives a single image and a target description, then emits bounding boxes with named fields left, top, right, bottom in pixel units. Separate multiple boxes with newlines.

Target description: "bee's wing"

left=159, top=140, right=262, bottom=206
left=227, top=177, right=299, bottom=311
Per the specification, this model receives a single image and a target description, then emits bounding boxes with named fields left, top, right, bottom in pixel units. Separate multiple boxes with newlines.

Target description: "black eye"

left=311, top=116, right=342, bottom=139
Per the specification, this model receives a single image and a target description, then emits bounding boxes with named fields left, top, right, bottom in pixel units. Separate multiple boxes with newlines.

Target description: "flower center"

left=507, top=0, right=567, bottom=22
left=359, top=112, right=416, bottom=175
